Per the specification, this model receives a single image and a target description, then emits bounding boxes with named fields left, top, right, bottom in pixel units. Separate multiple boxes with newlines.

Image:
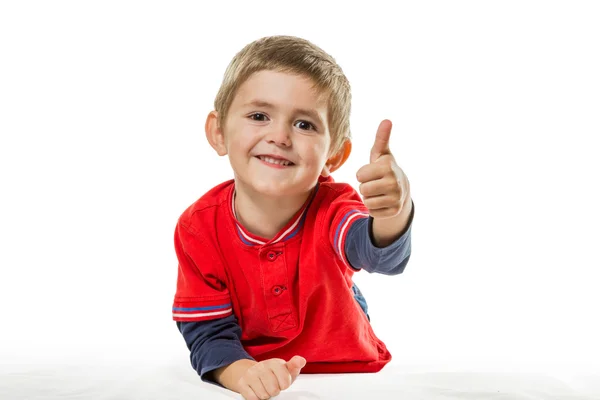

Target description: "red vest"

left=173, top=176, right=392, bottom=373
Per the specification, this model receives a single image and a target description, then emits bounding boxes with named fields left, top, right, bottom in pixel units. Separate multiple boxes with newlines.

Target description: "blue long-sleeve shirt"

left=177, top=202, right=414, bottom=383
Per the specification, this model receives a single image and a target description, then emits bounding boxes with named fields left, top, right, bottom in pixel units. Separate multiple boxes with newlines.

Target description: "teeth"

left=259, top=156, right=292, bottom=166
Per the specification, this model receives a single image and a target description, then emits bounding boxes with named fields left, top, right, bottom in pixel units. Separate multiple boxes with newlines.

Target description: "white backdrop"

left=1, top=0, right=599, bottom=383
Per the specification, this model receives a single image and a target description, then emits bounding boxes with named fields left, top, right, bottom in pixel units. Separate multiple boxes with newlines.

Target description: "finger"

left=272, top=363, right=293, bottom=391
left=248, top=379, right=271, bottom=400
left=259, top=370, right=282, bottom=398
left=370, top=119, right=393, bottom=163
left=356, top=162, right=389, bottom=183
left=285, top=356, right=306, bottom=382
left=363, top=195, right=402, bottom=213
left=359, top=178, right=400, bottom=198
left=239, top=384, right=260, bottom=400
left=368, top=206, right=402, bottom=219
left=286, top=355, right=307, bottom=370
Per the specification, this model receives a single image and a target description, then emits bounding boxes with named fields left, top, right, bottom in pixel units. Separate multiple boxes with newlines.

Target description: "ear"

left=321, top=139, right=352, bottom=177
left=205, top=111, right=228, bottom=156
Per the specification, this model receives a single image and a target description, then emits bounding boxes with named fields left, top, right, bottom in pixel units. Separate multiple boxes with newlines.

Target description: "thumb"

left=285, top=355, right=306, bottom=379
left=370, top=119, right=393, bottom=163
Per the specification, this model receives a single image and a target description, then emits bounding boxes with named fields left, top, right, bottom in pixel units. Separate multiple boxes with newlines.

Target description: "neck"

left=233, top=182, right=312, bottom=240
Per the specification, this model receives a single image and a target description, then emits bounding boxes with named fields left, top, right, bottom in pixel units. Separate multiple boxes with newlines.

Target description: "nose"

left=265, top=122, right=292, bottom=147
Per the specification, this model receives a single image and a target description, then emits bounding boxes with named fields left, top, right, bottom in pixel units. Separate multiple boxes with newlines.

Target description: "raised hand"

left=356, top=120, right=410, bottom=219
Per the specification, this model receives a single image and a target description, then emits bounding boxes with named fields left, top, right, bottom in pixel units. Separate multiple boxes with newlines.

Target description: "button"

left=267, top=251, right=282, bottom=261
left=272, top=285, right=286, bottom=296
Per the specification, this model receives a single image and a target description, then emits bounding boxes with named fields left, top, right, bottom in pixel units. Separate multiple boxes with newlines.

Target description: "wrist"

left=371, top=197, right=413, bottom=247
left=213, top=358, right=257, bottom=392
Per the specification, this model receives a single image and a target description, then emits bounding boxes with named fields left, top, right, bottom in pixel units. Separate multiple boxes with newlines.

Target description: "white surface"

left=2, top=358, right=599, bottom=400
left=1, top=1, right=600, bottom=397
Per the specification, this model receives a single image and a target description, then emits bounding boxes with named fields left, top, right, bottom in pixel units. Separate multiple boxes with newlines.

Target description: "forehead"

left=232, top=70, right=328, bottom=111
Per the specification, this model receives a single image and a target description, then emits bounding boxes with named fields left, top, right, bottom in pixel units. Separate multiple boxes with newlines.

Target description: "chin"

left=251, top=180, right=296, bottom=197
left=234, top=167, right=318, bottom=197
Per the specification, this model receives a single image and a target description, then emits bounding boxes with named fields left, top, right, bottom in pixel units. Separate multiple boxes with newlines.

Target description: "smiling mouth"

left=256, top=155, right=295, bottom=166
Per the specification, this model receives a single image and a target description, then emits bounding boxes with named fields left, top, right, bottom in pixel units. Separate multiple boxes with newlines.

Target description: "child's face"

left=221, top=70, right=331, bottom=197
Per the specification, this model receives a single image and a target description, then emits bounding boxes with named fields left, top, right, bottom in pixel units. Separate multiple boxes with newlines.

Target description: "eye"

left=294, top=120, right=316, bottom=131
left=249, top=112, right=268, bottom=121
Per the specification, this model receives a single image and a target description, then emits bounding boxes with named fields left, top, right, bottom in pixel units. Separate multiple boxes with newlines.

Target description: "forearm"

left=344, top=200, right=413, bottom=275
left=177, top=316, right=254, bottom=385
left=372, top=197, right=413, bottom=247
left=212, top=359, right=258, bottom=392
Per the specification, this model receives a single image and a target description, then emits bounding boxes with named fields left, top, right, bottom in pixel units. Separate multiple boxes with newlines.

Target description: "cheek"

left=298, top=140, right=329, bottom=171
left=312, top=139, right=330, bottom=164
left=227, top=128, right=257, bottom=155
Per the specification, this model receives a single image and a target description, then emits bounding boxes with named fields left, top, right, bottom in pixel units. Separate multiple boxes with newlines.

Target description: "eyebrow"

left=242, top=100, right=324, bottom=126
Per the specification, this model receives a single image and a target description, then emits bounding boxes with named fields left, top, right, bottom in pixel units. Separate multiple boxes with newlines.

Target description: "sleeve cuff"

left=172, top=297, right=233, bottom=322
left=345, top=200, right=414, bottom=274
left=199, top=347, right=255, bottom=386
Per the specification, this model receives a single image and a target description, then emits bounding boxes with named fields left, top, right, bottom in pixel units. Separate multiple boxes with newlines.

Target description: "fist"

left=356, top=120, right=410, bottom=219
left=238, top=356, right=306, bottom=400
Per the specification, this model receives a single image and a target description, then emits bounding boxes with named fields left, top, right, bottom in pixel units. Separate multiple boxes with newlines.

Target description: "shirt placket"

left=259, top=243, right=296, bottom=332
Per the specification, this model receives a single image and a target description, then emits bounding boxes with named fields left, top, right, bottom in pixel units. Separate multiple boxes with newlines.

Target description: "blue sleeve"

left=345, top=200, right=414, bottom=275
left=176, top=314, right=254, bottom=385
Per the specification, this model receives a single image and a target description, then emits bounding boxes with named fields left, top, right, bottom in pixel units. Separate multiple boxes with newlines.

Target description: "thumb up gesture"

left=356, top=120, right=411, bottom=219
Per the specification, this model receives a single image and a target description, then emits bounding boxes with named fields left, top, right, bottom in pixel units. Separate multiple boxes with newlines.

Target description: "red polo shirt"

left=172, top=176, right=392, bottom=373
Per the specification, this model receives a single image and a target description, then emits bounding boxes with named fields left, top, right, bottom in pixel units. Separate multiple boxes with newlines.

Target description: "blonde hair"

left=214, top=35, right=352, bottom=156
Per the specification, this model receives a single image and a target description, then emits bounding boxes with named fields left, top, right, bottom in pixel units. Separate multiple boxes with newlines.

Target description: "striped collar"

left=231, top=183, right=319, bottom=246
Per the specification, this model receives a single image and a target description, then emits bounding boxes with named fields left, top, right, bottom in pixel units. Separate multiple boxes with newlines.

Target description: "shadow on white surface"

left=2, top=360, right=599, bottom=400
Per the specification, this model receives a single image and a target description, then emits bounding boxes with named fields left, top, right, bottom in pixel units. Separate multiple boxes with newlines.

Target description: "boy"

left=172, top=36, right=414, bottom=400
